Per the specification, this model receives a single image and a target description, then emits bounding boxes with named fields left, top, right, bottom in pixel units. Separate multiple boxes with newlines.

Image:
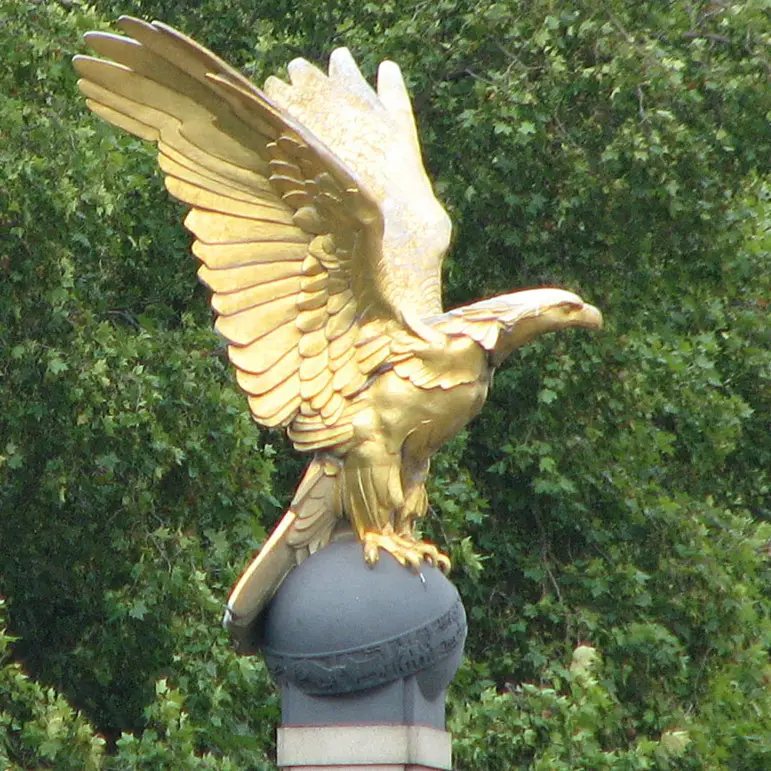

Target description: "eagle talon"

left=363, top=540, right=381, bottom=567
left=361, top=531, right=452, bottom=575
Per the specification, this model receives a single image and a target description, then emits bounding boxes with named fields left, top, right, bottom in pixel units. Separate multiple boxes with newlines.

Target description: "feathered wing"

left=77, top=19, right=379, bottom=434
left=73, top=17, right=455, bottom=635
left=263, top=47, right=452, bottom=320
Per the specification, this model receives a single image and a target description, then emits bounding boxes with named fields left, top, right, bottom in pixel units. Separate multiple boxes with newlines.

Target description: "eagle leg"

left=343, top=443, right=450, bottom=573
left=395, top=457, right=430, bottom=536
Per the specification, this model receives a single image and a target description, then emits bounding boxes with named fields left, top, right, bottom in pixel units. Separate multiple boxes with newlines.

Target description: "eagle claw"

left=362, top=530, right=451, bottom=574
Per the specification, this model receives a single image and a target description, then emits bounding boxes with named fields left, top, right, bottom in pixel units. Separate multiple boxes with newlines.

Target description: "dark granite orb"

left=261, top=537, right=467, bottom=728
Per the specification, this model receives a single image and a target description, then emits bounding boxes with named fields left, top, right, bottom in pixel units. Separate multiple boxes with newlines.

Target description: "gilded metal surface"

left=74, top=18, right=603, bottom=628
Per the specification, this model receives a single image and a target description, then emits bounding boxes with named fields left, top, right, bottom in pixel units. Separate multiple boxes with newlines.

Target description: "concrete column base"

left=277, top=725, right=452, bottom=770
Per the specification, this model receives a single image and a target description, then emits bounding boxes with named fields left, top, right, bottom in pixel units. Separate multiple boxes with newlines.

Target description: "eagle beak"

left=575, top=303, right=603, bottom=330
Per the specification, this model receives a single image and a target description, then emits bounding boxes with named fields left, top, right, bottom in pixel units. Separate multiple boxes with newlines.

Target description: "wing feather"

left=223, top=317, right=299, bottom=368
left=296, top=290, right=328, bottom=313
left=210, top=275, right=302, bottom=316
left=357, top=343, right=392, bottom=375
left=328, top=288, right=353, bottom=315
left=161, top=145, right=277, bottom=200
left=214, top=294, right=299, bottom=343
left=325, top=300, right=357, bottom=340
left=226, top=319, right=297, bottom=373
left=300, top=354, right=331, bottom=387
left=249, top=394, right=301, bottom=428
left=298, top=327, right=329, bottom=357
left=340, top=370, right=369, bottom=397
left=197, top=261, right=302, bottom=293
left=320, top=393, right=346, bottom=423
left=328, top=323, right=359, bottom=359
left=192, top=240, right=307, bottom=269
left=329, top=344, right=356, bottom=373
left=296, top=306, right=328, bottom=332
left=159, top=152, right=271, bottom=203
left=85, top=100, right=157, bottom=142
left=235, top=349, right=300, bottom=395
left=332, top=358, right=361, bottom=391
left=165, top=178, right=279, bottom=219
left=188, top=211, right=299, bottom=245
left=310, top=379, right=336, bottom=412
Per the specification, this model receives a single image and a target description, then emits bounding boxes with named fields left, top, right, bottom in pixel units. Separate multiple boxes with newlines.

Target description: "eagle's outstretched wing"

left=263, top=47, right=452, bottom=321
left=74, top=17, right=452, bottom=447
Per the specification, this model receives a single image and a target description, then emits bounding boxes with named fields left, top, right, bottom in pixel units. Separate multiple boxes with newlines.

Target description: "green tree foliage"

left=1, top=0, right=769, bottom=767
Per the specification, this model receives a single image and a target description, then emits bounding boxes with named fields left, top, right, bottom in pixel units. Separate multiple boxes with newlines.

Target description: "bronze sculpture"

left=74, top=17, right=602, bottom=631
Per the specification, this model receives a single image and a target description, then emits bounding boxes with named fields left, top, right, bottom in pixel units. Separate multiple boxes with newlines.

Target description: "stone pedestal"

left=252, top=537, right=466, bottom=770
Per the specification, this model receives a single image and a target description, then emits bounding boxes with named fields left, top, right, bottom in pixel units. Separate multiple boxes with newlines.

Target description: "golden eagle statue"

left=74, top=17, right=602, bottom=633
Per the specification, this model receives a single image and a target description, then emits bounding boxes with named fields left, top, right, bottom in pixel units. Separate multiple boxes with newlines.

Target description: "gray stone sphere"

left=261, top=537, right=467, bottom=696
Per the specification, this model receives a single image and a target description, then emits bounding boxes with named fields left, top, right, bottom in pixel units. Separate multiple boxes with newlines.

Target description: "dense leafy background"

left=1, top=0, right=769, bottom=768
